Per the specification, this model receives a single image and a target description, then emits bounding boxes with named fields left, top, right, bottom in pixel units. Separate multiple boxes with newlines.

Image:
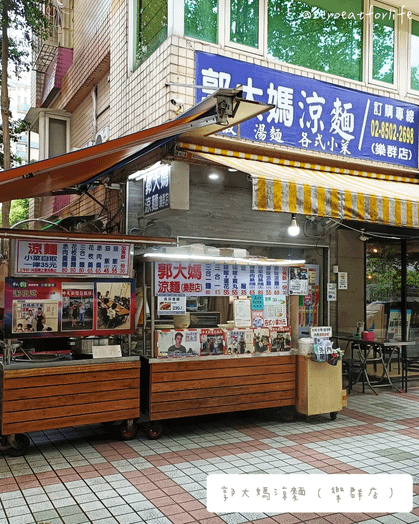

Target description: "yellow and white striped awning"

left=179, top=143, right=419, bottom=229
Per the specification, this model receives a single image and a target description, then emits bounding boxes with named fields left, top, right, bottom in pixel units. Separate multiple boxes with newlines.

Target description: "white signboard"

left=157, top=295, right=186, bottom=316
left=234, top=299, right=252, bottom=328
left=288, top=267, right=309, bottom=296
left=338, top=272, right=348, bottom=290
left=155, top=262, right=288, bottom=296
left=14, top=240, right=131, bottom=277
left=263, top=295, right=287, bottom=327
left=327, top=283, right=337, bottom=301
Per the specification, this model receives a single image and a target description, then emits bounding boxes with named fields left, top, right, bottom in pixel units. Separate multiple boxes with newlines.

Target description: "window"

left=185, top=0, right=218, bottom=44
left=134, top=0, right=167, bottom=66
left=229, top=0, right=259, bottom=49
left=411, top=18, right=419, bottom=91
left=371, top=4, right=395, bottom=85
left=267, top=0, right=363, bottom=81
left=177, top=1, right=419, bottom=93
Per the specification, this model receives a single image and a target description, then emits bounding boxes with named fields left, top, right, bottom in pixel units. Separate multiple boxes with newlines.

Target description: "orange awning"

left=0, top=88, right=272, bottom=203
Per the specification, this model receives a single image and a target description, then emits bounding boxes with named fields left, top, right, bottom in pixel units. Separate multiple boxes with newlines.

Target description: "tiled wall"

left=58, top=0, right=110, bottom=113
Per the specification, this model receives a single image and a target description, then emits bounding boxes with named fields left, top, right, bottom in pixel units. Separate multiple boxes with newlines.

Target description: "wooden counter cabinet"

left=0, top=359, right=141, bottom=440
left=140, top=353, right=297, bottom=434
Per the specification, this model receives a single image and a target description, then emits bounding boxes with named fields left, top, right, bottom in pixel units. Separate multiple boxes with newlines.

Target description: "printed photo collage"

left=5, top=277, right=135, bottom=338
left=155, top=326, right=292, bottom=358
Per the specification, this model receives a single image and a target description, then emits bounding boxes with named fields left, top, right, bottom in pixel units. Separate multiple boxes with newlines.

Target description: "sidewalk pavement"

left=1, top=385, right=419, bottom=524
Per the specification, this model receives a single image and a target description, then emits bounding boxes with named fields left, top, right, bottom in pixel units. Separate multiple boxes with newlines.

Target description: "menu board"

left=156, top=262, right=288, bottom=296
left=14, top=240, right=132, bottom=277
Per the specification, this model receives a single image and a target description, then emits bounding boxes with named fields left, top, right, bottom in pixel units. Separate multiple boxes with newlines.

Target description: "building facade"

left=27, top=0, right=419, bottom=340
left=8, top=74, right=39, bottom=165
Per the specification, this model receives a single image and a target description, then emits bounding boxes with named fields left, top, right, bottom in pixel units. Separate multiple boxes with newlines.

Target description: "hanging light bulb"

left=288, top=214, right=300, bottom=236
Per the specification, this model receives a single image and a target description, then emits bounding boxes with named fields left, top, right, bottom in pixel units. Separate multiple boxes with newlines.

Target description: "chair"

left=402, top=356, right=419, bottom=392
left=342, top=358, right=363, bottom=393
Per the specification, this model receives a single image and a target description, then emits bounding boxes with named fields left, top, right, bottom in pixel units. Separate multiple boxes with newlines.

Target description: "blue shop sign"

left=143, top=164, right=170, bottom=216
left=195, top=52, right=419, bottom=169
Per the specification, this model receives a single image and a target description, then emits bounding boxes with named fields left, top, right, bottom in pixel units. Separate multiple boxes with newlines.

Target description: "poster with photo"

left=156, top=329, right=200, bottom=357
left=288, top=267, right=309, bottom=295
left=271, top=327, right=292, bottom=352
left=6, top=279, right=61, bottom=335
left=4, top=277, right=135, bottom=338
left=61, top=282, right=94, bottom=331
left=96, top=280, right=134, bottom=331
left=12, top=300, right=59, bottom=334
left=253, top=328, right=271, bottom=353
left=225, top=329, right=253, bottom=354
left=200, top=328, right=225, bottom=356
left=251, top=309, right=264, bottom=328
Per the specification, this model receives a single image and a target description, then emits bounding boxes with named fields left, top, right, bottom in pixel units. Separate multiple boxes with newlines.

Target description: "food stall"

left=0, top=229, right=174, bottom=455
left=138, top=245, right=323, bottom=438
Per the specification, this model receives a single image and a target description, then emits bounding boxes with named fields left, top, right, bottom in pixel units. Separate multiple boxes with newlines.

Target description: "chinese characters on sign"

left=155, top=263, right=288, bottom=296
left=207, top=474, right=412, bottom=513
left=143, top=164, right=170, bottom=216
left=15, top=240, right=131, bottom=277
left=196, top=52, right=419, bottom=168
left=157, top=295, right=187, bottom=316
left=4, top=277, right=135, bottom=338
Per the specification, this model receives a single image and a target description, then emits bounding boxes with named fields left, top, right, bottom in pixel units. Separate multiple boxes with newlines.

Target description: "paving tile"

left=115, top=513, right=145, bottom=524
left=109, top=504, right=136, bottom=517
left=1, top=391, right=419, bottom=524
left=62, top=513, right=90, bottom=524
left=7, top=515, right=37, bottom=524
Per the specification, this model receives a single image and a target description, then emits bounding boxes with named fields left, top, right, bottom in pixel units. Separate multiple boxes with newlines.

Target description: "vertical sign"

left=143, top=163, right=170, bottom=216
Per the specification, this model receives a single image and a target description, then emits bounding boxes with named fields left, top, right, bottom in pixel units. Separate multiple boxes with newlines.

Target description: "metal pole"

left=150, top=262, right=155, bottom=357
left=401, top=239, right=407, bottom=341
left=142, top=260, right=147, bottom=355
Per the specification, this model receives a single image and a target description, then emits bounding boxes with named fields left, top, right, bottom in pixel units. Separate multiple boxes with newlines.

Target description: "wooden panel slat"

left=149, top=397, right=296, bottom=421
left=2, top=409, right=139, bottom=435
left=3, top=389, right=138, bottom=412
left=150, top=390, right=295, bottom=414
left=151, top=355, right=295, bottom=373
left=151, top=371, right=295, bottom=393
left=4, top=367, right=139, bottom=390
left=152, top=381, right=295, bottom=402
left=3, top=398, right=140, bottom=424
left=3, top=377, right=139, bottom=401
left=152, top=363, right=296, bottom=383
left=4, top=361, right=140, bottom=378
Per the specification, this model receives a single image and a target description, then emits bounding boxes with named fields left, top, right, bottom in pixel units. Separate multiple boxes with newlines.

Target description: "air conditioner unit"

left=95, top=126, right=110, bottom=144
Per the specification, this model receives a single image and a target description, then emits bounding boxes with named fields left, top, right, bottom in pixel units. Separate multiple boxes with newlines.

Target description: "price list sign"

left=14, top=240, right=132, bottom=277
left=156, top=262, right=288, bottom=296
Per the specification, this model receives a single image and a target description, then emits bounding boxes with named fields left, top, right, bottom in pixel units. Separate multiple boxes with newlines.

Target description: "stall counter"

left=0, top=357, right=140, bottom=437
left=140, top=352, right=297, bottom=430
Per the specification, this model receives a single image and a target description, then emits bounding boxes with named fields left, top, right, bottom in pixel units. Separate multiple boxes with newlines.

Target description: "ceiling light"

left=288, top=214, right=300, bottom=237
left=359, top=229, right=369, bottom=242
left=143, top=251, right=305, bottom=267
left=208, top=173, right=220, bottom=180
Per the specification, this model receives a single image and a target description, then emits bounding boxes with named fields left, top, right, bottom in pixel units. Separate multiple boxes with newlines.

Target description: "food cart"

left=137, top=246, right=321, bottom=438
left=0, top=229, right=174, bottom=455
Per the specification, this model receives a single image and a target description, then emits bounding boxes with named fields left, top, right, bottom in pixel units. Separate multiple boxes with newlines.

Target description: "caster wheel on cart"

left=8, top=433, right=30, bottom=457
left=146, top=422, right=163, bottom=440
left=278, top=406, right=296, bottom=423
left=118, top=420, right=138, bottom=441
left=330, top=412, right=338, bottom=421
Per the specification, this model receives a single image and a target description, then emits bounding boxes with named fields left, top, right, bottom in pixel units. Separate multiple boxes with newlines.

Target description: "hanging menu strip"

left=14, top=240, right=131, bottom=277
